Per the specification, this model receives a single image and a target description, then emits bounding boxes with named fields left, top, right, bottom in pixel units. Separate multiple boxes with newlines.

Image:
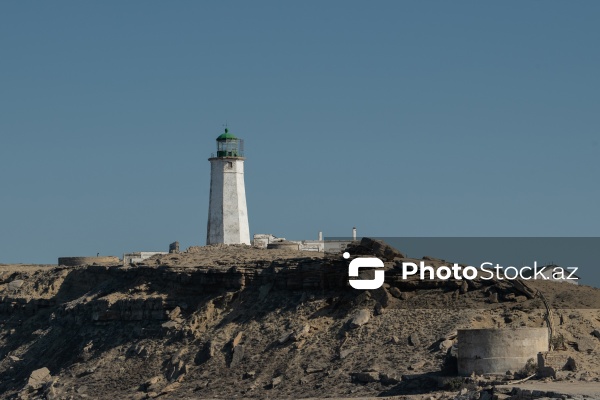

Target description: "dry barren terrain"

left=1, top=239, right=599, bottom=399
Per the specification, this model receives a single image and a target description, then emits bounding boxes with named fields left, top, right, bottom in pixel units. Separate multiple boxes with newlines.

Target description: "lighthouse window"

left=227, top=162, right=233, bottom=169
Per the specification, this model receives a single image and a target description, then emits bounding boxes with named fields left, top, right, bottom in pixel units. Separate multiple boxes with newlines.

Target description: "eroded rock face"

left=0, top=259, right=352, bottom=323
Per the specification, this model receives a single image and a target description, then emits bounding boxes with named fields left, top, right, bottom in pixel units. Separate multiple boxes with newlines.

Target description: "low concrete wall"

left=458, top=328, right=548, bottom=376
left=58, top=256, right=120, bottom=267
left=123, top=252, right=167, bottom=266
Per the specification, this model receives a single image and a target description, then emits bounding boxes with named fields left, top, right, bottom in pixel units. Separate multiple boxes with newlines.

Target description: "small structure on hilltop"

left=122, top=251, right=167, bottom=266
left=253, top=234, right=285, bottom=248
left=123, top=242, right=178, bottom=265
left=206, top=128, right=250, bottom=245
left=252, top=228, right=358, bottom=253
left=253, top=232, right=326, bottom=251
left=58, top=256, right=120, bottom=267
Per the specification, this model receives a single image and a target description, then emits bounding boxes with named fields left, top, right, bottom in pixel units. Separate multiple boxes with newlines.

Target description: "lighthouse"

left=206, top=128, right=250, bottom=245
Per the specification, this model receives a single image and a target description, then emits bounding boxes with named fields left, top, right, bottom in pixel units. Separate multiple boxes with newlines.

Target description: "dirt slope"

left=0, top=240, right=599, bottom=399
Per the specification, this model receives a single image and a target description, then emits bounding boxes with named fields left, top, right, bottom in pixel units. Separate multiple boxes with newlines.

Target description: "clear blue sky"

left=1, top=2, right=599, bottom=264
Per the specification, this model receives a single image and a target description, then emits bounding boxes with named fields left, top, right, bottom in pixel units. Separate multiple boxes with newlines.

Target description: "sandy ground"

left=503, top=381, right=600, bottom=396
left=0, top=264, right=55, bottom=272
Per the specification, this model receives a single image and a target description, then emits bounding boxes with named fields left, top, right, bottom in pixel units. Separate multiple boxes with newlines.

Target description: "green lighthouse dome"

left=216, top=128, right=237, bottom=141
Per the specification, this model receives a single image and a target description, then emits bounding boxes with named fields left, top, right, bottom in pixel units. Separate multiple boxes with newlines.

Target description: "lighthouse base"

left=206, top=157, right=250, bottom=245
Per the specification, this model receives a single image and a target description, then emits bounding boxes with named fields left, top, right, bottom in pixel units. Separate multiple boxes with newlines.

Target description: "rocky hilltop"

left=1, top=239, right=600, bottom=399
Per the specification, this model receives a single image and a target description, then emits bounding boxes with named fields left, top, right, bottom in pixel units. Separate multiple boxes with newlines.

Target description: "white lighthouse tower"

left=206, top=128, right=250, bottom=245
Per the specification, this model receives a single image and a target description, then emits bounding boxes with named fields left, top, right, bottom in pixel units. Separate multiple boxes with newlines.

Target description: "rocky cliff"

left=1, top=240, right=599, bottom=399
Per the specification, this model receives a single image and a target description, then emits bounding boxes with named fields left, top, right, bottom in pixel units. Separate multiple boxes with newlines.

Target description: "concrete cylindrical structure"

left=58, top=256, right=120, bottom=267
left=457, top=328, right=548, bottom=376
left=267, top=241, right=300, bottom=251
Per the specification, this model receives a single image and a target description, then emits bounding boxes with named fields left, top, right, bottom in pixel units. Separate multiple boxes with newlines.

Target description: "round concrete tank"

left=267, top=241, right=300, bottom=251
left=457, top=328, right=548, bottom=376
left=58, top=256, right=120, bottom=266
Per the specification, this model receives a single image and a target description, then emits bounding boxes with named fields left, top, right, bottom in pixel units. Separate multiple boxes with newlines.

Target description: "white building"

left=206, top=128, right=250, bottom=245
left=253, top=234, right=284, bottom=248
left=253, top=229, right=357, bottom=253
